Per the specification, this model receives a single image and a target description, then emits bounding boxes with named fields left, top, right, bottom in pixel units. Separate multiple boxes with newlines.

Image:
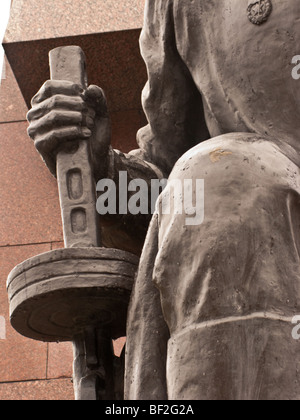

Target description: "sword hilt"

left=49, top=46, right=100, bottom=249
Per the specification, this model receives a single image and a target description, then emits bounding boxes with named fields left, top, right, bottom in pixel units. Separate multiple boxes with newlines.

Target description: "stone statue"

left=26, top=0, right=300, bottom=400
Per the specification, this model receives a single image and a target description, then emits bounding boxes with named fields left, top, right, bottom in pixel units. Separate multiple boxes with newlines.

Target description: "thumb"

left=83, top=85, right=108, bottom=117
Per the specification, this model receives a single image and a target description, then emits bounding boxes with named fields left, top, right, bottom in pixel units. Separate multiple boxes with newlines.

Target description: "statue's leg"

left=154, top=133, right=300, bottom=400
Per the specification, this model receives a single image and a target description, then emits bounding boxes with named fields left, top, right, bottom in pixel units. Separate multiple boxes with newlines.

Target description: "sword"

left=49, top=46, right=115, bottom=400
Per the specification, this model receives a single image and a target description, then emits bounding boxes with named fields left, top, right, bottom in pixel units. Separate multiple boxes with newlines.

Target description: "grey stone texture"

left=10, top=0, right=300, bottom=400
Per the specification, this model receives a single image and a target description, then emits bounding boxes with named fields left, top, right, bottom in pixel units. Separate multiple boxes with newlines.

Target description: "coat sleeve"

left=99, top=0, right=208, bottom=252
left=133, top=0, right=209, bottom=177
left=124, top=213, right=170, bottom=400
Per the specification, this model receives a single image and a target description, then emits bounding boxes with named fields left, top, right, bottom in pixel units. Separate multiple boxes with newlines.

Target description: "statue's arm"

left=131, top=0, right=209, bottom=177
left=98, top=0, right=210, bottom=183
left=124, top=214, right=170, bottom=400
left=97, top=0, right=210, bottom=252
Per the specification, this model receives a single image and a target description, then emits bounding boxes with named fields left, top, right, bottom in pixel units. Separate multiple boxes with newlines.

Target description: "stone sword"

left=49, top=46, right=100, bottom=249
left=49, top=45, right=114, bottom=400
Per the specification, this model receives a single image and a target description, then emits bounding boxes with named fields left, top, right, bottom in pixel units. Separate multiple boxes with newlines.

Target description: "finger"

left=34, top=126, right=92, bottom=153
left=27, top=110, right=86, bottom=138
left=84, top=85, right=108, bottom=116
left=31, top=80, right=84, bottom=106
left=27, top=95, right=87, bottom=122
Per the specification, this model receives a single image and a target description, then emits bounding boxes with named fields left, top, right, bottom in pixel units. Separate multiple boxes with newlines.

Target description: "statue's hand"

left=27, top=80, right=111, bottom=177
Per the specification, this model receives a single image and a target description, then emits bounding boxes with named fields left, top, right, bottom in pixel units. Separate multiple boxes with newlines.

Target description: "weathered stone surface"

left=4, top=30, right=147, bottom=113
left=13, top=46, right=141, bottom=401
left=9, top=0, right=300, bottom=402
left=5, top=0, right=145, bottom=42
left=0, top=122, right=63, bottom=247
left=7, top=247, right=139, bottom=342
left=0, top=244, right=51, bottom=383
left=49, top=47, right=101, bottom=248
left=0, top=378, right=74, bottom=400
left=124, top=0, right=300, bottom=400
left=0, top=57, right=27, bottom=123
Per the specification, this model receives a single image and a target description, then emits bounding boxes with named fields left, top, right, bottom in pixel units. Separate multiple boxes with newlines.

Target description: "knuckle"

left=34, top=138, right=45, bottom=152
left=41, top=130, right=60, bottom=145
left=50, top=95, right=60, bottom=108
left=47, top=110, right=59, bottom=124
left=31, top=92, right=40, bottom=106
left=42, top=80, right=53, bottom=95
left=72, top=83, right=83, bottom=93
left=26, top=109, right=33, bottom=122
left=32, top=80, right=52, bottom=104
left=49, top=95, right=67, bottom=111
left=46, top=131, right=56, bottom=142
left=43, top=80, right=52, bottom=90
left=27, top=126, right=34, bottom=139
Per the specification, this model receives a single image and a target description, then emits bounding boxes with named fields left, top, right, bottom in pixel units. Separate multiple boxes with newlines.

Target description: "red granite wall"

left=0, top=57, right=74, bottom=400
left=0, top=0, right=146, bottom=400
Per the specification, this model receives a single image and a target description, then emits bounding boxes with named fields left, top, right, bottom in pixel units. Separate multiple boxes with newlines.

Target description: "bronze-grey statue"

left=23, top=0, right=300, bottom=400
